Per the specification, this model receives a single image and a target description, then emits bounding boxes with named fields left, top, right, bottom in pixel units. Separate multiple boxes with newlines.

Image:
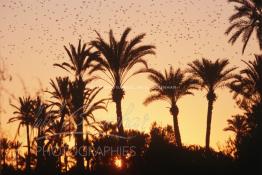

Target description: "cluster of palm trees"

left=4, top=28, right=155, bottom=173
left=143, top=59, right=236, bottom=149
left=1, top=0, right=262, bottom=173
left=3, top=26, right=262, bottom=173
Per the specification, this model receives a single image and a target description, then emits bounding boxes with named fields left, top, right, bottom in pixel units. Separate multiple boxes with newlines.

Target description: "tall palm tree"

left=48, top=77, right=71, bottom=144
left=90, top=27, right=155, bottom=136
left=226, top=0, right=262, bottom=53
left=54, top=40, right=100, bottom=171
left=143, top=67, right=198, bottom=147
left=47, top=77, right=74, bottom=172
left=230, top=54, right=262, bottom=110
left=188, top=58, right=236, bottom=149
left=11, top=141, right=22, bottom=169
left=67, top=77, right=107, bottom=171
left=32, top=97, right=51, bottom=171
left=8, top=97, right=34, bottom=173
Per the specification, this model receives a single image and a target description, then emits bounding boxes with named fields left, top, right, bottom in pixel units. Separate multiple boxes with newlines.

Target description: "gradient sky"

left=0, top=0, right=261, bottom=150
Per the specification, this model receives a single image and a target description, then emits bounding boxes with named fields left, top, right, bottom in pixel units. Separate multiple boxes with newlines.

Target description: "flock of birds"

left=0, top=0, right=257, bottom=69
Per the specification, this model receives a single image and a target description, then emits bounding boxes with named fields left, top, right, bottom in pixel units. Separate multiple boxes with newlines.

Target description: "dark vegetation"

left=1, top=0, right=262, bottom=174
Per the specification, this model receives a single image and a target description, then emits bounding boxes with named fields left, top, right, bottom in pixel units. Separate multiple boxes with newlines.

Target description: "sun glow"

left=114, top=157, right=123, bottom=169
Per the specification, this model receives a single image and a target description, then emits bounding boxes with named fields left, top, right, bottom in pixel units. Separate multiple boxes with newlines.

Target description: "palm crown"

left=144, top=67, right=198, bottom=106
left=224, top=115, right=249, bottom=135
left=226, top=0, right=262, bottom=53
left=9, top=97, right=34, bottom=132
left=144, top=66, right=198, bottom=147
left=54, top=40, right=99, bottom=78
left=230, top=54, right=262, bottom=109
left=188, top=58, right=236, bottom=100
left=90, top=27, right=156, bottom=92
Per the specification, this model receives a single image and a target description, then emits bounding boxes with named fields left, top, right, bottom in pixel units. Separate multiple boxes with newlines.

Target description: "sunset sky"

left=0, top=0, right=260, bottom=150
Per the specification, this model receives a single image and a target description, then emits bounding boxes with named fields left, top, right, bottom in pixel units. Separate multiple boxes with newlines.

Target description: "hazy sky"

left=0, top=0, right=260, bottom=149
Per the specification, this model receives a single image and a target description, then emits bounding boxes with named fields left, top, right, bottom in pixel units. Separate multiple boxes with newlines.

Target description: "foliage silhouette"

left=54, top=40, right=105, bottom=172
left=143, top=67, right=198, bottom=147
left=226, top=0, right=262, bottom=53
left=2, top=29, right=262, bottom=175
left=90, top=27, right=155, bottom=136
left=8, top=97, right=34, bottom=173
left=188, top=58, right=236, bottom=150
left=230, top=54, right=262, bottom=110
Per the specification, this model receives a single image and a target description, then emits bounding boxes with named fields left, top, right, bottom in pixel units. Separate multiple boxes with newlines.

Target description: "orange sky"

left=0, top=0, right=261, bottom=150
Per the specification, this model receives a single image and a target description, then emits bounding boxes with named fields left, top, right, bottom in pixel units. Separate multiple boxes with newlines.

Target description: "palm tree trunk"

left=75, top=116, right=84, bottom=172
left=170, top=105, right=182, bottom=147
left=205, top=99, right=214, bottom=150
left=58, top=106, right=66, bottom=132
left=57, top=110, right=65, bottom=172
left=115, top=100, right=124, bottom=136
left=72, top=78, right=85, bottom=172
left=26, top=124, right=31, bottom=173
left=36, top=129, right=45, bottom=172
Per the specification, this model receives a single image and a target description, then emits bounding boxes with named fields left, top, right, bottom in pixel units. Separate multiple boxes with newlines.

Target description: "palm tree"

left=226, top=0, right=262, bottom=53
left=31, top=97, right=51, bottom=171
left=224, top=114, right=249, bottom=158
left=143, top=67, right=198, bottom=147
left=54, top=40, right=100, bottom=171
left=54, top=40, right=99, bottom=79
left=230, top=55, right=262, bottom=110
left=8, top=97, right=34, bottom=173
left=11, top=141, right=22, bottom=169
left=188, top=58, right=236, bottom=149
left=224, top=115, right=249, bottom=144
left=47, top=77, right=74, bottom=172
left=90, top=27, right=155, bottom=136
left=48, top=77, right=71, bottom=145
left=68, top=78, right=107, bottom=171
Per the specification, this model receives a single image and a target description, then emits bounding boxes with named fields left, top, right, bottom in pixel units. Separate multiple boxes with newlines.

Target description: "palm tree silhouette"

left=8, top=97, right=34, bottom=173
left=69, top=80, right=108, bottom=128
left=48, top=77, right=71, bottom=146
left=54, top=40, right=99, bottom=79
left=143, top=67, right=198, bottom=147
left=224, top=115, right=249, bottom=145
left=90, top=27, right=155, bottom=136
left=224, top=114, right=249, bottom=158
left=54, top=40, right=100, bottom=171
left=31, top=97, right=51, bottom=172
left=188, top=58, right=236, bottom=149
left=48, top=77, right=72, bottom=171
left=230, top=55, right=262, bottom=110
left=226, top=0, right=262, bottom=53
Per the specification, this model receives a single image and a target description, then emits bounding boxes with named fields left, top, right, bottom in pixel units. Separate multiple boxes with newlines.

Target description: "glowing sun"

left=114, top=157, right=123, bottom=169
